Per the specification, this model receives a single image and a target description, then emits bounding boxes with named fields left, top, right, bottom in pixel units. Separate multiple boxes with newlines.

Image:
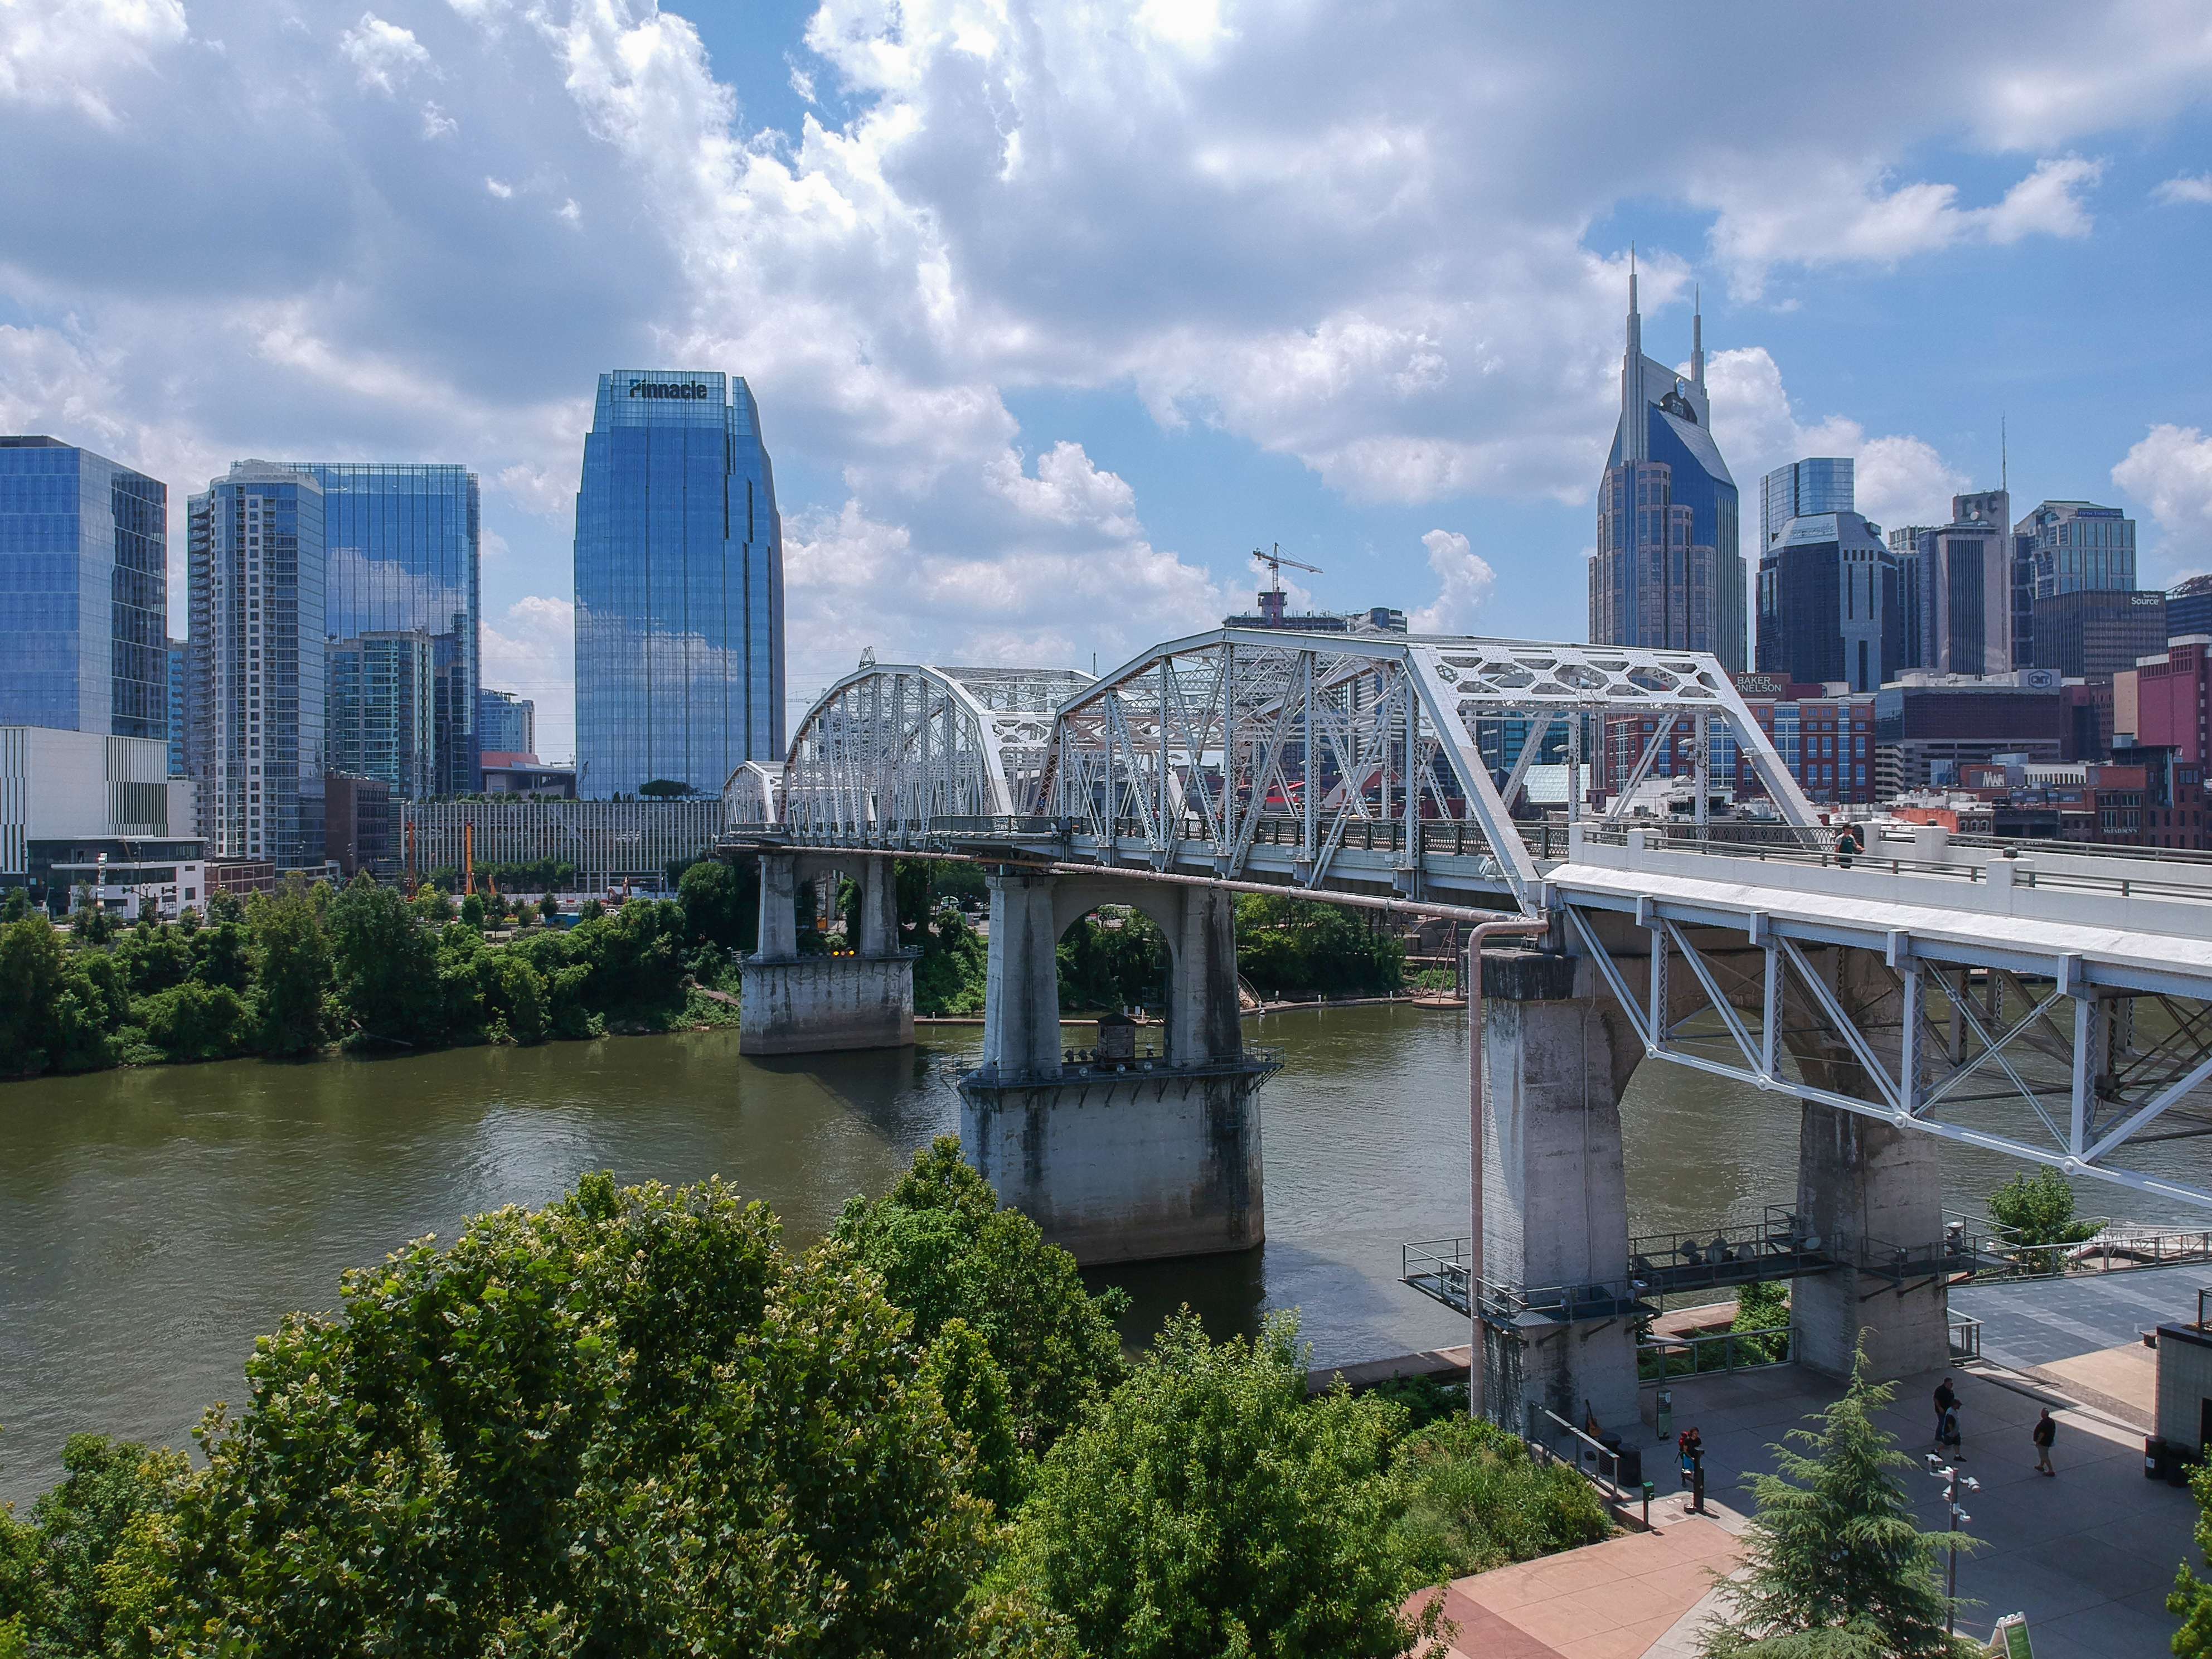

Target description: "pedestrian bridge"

left=720, top=626, right=2212, bottom=1430
left=726, top=628, right=2212, bottom=1215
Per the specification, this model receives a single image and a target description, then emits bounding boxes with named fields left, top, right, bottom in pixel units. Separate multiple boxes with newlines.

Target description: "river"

left=3, top=1003, right=2206, bottom=1505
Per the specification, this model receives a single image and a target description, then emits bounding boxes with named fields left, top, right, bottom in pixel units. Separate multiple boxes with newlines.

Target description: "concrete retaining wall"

left=740, top=954, right=914, bottom=1055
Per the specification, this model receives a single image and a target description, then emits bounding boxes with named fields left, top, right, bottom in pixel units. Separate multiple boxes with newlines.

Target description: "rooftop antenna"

left=2001, top=414, right=2008, bottom=494
left=1251, top=543, right=1324, bottom=628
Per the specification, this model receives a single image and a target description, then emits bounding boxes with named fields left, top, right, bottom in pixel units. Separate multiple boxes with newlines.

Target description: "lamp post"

left=1925, top=1453, right=1978, bottom=1636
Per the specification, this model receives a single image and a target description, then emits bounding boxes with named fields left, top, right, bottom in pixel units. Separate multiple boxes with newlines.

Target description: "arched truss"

left=1040, top=629, right=1819, bottom=908
left=722, top=760, right=783, bottom=827
left=780, top=663, right=1093, bottom=838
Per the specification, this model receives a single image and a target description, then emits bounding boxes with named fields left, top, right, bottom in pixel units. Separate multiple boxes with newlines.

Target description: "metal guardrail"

left=1948, top=1313, right=1982, bottom=1361
left=1530, top=1408, right=1633, bottom=1502
left=1942, top=1208, right=2212, bottom=1281
left=1638, top=1324, right=1795, bottom=1383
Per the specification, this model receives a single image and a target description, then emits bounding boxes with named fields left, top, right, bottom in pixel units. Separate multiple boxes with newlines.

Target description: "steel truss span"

left=740, top=630, right=2212, bottom=1211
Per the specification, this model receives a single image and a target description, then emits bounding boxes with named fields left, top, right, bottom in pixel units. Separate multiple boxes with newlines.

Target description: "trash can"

left=1616, top=1444, right=1643, bottom=1488
left=2149, top=1437, right=2169, bottom=1481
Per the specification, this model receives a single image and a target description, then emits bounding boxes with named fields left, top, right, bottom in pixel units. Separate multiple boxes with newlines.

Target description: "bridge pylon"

left=738, top=851, right=916, bottom=1055
left=958, top=867, right=1280, bottom=1265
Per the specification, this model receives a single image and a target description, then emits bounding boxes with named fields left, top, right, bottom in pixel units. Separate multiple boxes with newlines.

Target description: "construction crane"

left=1251, top=543, right=1323, bottom=627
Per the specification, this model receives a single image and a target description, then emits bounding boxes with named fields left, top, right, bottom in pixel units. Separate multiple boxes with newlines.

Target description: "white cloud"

left=420, top=100, right=455, bottom=139
left=1704, top=346, right=1967, bottom=536
left=484, top=175, right=513, bottom=198
left=2114, top=425, right=2212, bottom=574
left=2153, top=172, right=2212, bottom=205
left=0, top=0, right=187, bottom=127
left=340, top=12, right=431, bottom=95
left=481, top=595, right=575, bottom=761
left=1702, top=156, right=2103, bottom=300
left=1409, top=530, right=1496, bottom=634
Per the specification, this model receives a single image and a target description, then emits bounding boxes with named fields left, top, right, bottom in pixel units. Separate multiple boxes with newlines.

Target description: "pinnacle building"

left=574, top=371, right=784, bottom=798
left=1588, top=272, right=1745, bottom=671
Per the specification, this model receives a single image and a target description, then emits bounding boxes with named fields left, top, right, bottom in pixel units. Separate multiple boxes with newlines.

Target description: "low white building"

left=1, top=726, right=205, bottom=918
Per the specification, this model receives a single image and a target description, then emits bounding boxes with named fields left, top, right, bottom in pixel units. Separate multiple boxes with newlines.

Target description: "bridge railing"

left=1571, top=823, right=2212, bottom=906
left=1637, top=1323, right=1795, bottom=1384
left=1942, top=1207, right=2212, bottom=1281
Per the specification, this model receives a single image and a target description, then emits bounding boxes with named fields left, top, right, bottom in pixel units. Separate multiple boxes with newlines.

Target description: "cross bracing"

left=742, top=631, right=2212, bottom=1209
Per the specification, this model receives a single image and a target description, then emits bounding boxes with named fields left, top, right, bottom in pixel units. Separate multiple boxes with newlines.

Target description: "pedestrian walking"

left=2033, top=1406, right=2058, bottom=1476
left=1939, top=1402, right=1963, bottom=1461
left=1833, top=822, right=1864, bottom=869
left=1933, top=1376, right=1958, bottom=1447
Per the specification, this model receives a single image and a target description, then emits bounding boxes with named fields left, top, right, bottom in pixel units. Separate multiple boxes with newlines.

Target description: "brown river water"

left=4, top=1002, right=2207, bottom=1504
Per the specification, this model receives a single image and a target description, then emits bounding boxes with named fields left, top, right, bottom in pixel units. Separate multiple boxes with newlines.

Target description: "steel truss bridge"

left=726, top=628, right=2212, bottom=1211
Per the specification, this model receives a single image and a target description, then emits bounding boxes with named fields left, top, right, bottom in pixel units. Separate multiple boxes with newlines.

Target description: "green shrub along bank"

left=0, top=1139, right=1609, bottom=1659
left=0, top=865, right=759, bottom=1081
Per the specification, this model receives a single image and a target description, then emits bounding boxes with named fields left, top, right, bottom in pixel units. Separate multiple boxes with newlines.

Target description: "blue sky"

left=3, top=1, right=2211, bottom=762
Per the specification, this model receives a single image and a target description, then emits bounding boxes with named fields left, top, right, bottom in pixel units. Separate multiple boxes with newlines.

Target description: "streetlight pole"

left=1925, top=1454, right=1978, bottom=1637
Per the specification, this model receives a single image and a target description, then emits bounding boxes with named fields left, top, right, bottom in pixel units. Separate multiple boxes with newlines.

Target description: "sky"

left=3, top=2, right=2212, bottom=765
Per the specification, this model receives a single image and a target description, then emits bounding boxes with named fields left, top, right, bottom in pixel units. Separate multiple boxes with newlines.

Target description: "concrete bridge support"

left=1473, top=949, right=1642, bottom=1440
left=739, top=852, right=915, bottom=1055
left=961, top=870, right=1274, bottom=1265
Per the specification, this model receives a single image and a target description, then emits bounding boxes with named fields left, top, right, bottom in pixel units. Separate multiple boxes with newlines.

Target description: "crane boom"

left=1251, top=542, right=1323, bottom=581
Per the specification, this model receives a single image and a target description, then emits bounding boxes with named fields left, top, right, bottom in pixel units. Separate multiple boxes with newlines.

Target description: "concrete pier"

left=1474, top=948, right=1641, bottom=1439
left=959, top=869, right=1275, bottom=1264
left=739, top=853, right=915, bottom=1055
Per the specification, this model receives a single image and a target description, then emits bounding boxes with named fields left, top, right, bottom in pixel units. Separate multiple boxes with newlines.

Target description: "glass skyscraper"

left=187, top=463, right=327, bottom=870
left=296, top=462, right=479, bottom=798
left=0, top=436, right=167, bottom=739
left=1760, top=457, right=1854, bottom=551
left=574, top=370, right=784, bottom=798
left=1588, top=272, right=1745, bottom=671
left=479, top=687, right=536, bottom=759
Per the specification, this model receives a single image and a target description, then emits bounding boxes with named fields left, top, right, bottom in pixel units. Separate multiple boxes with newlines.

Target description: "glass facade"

left=167, top=639, right=186, bottom=776
left=2020, top=499, right=2136, bottom=600
left=574, top=370, right=784, bottom=798
left=295, top=462, right=479, bottom=798
left=1588, top=279, right=1744, bottom=670
left=479, top=687, right=535, bottom=758
left=187, top=464, right=327, bottom=870
left=0, top=436, right=167, bottom=739
left=1755, top=510, right=1901, bottom=691
left=1759, top=457, right=1854, bottom=551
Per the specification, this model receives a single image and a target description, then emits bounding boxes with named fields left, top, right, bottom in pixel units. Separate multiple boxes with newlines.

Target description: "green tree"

left=0, top=1434, right=187, bottom=1657
left=677, top=858, right=758, bottom=952
left=1985, top=1166, right=2097, bottom=1254
left=188, top=916, right=253, bottom=995
left=637, top=778, right=695, bottom=798
left=1001, top=1310, right=1443, bottom=1659
left=114, top=920, right=192, bottom=996
left=0, top=889, right=28, bottom=923
left=149, top=1172, right=1000, bottom=1657
left=1732, top=1280, right=1791, bottom=1365
left=835, top=1139, right=1128, bottom=1473
left=1699, top=1347, right=1969, bottom=1658
left=135, top=981, right=254, bottom=1063
left=2171, top=1460, right=2212, bottom=1656
left=249, top=886, right=332, bottom=1056
left=1234, top=894, right=1403, bottom=999
left=1056, top=908, right=1167, bottom=1013
left=458, top=891, right=487, bottom=930
left=327, top=875, right=443, bottom=1046
left=0, top=918, right=124, bottom=1076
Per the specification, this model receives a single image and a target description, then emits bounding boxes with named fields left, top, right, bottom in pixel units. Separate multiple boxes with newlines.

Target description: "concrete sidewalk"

left=1651, top=1361, right=2196, bottom=1657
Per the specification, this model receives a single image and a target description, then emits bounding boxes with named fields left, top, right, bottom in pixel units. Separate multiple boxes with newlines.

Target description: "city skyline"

left=4, top=4, right=2211, bottom=765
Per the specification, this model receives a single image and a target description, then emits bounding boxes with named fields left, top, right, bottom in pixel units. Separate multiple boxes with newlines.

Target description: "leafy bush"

left=1388, top=1414, right=1611, bottom=1581
left=134, top=981, right=254, bottom=1063
left=1234, top=894, right=1404, bottom=998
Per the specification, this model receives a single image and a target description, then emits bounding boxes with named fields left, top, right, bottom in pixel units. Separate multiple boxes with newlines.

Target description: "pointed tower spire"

left=1691, top=283, right=1705, bottom=390
left=1622, top=245, right=1647, bottom=464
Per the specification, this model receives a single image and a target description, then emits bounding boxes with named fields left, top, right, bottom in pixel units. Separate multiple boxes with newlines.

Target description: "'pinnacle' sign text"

left=630, top=381, right=712, bottom=400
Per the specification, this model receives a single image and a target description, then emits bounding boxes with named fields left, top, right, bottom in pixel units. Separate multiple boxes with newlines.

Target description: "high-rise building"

left=1886, top=526, right=1933, bottom=670
left=574, top=371, right=784, bottom=797
left=2030, top=589, right=2166, bottom=680
left=1908, top=490, right=2012, bottom=677
left=1755, top=510, right=1902, bottom=692
left=186, top=463, right=327, bottom=871
left=479, top=687, right=536, bottom=760
left=2170, top=575, right=2212, bottom=641
left=0, top=436, right=167, bottom=739
left=1759, top=457, right=1854, bottom=551
left=295, top=462, right=479, bottom=798
left=1588, top=272, right=1744, bottom=671
left=167, top=638, right=187, bottom=777
left=2019, top=499, right=2137, bottom=598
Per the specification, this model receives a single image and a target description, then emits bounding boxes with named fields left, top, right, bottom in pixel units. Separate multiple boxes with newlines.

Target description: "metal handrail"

left=1638, top=1323, right=1795, bottom=1383
left=1948, top=1313, right=1982, bottom=1361
left=1532, top=1408, right=1627, bottom=1500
